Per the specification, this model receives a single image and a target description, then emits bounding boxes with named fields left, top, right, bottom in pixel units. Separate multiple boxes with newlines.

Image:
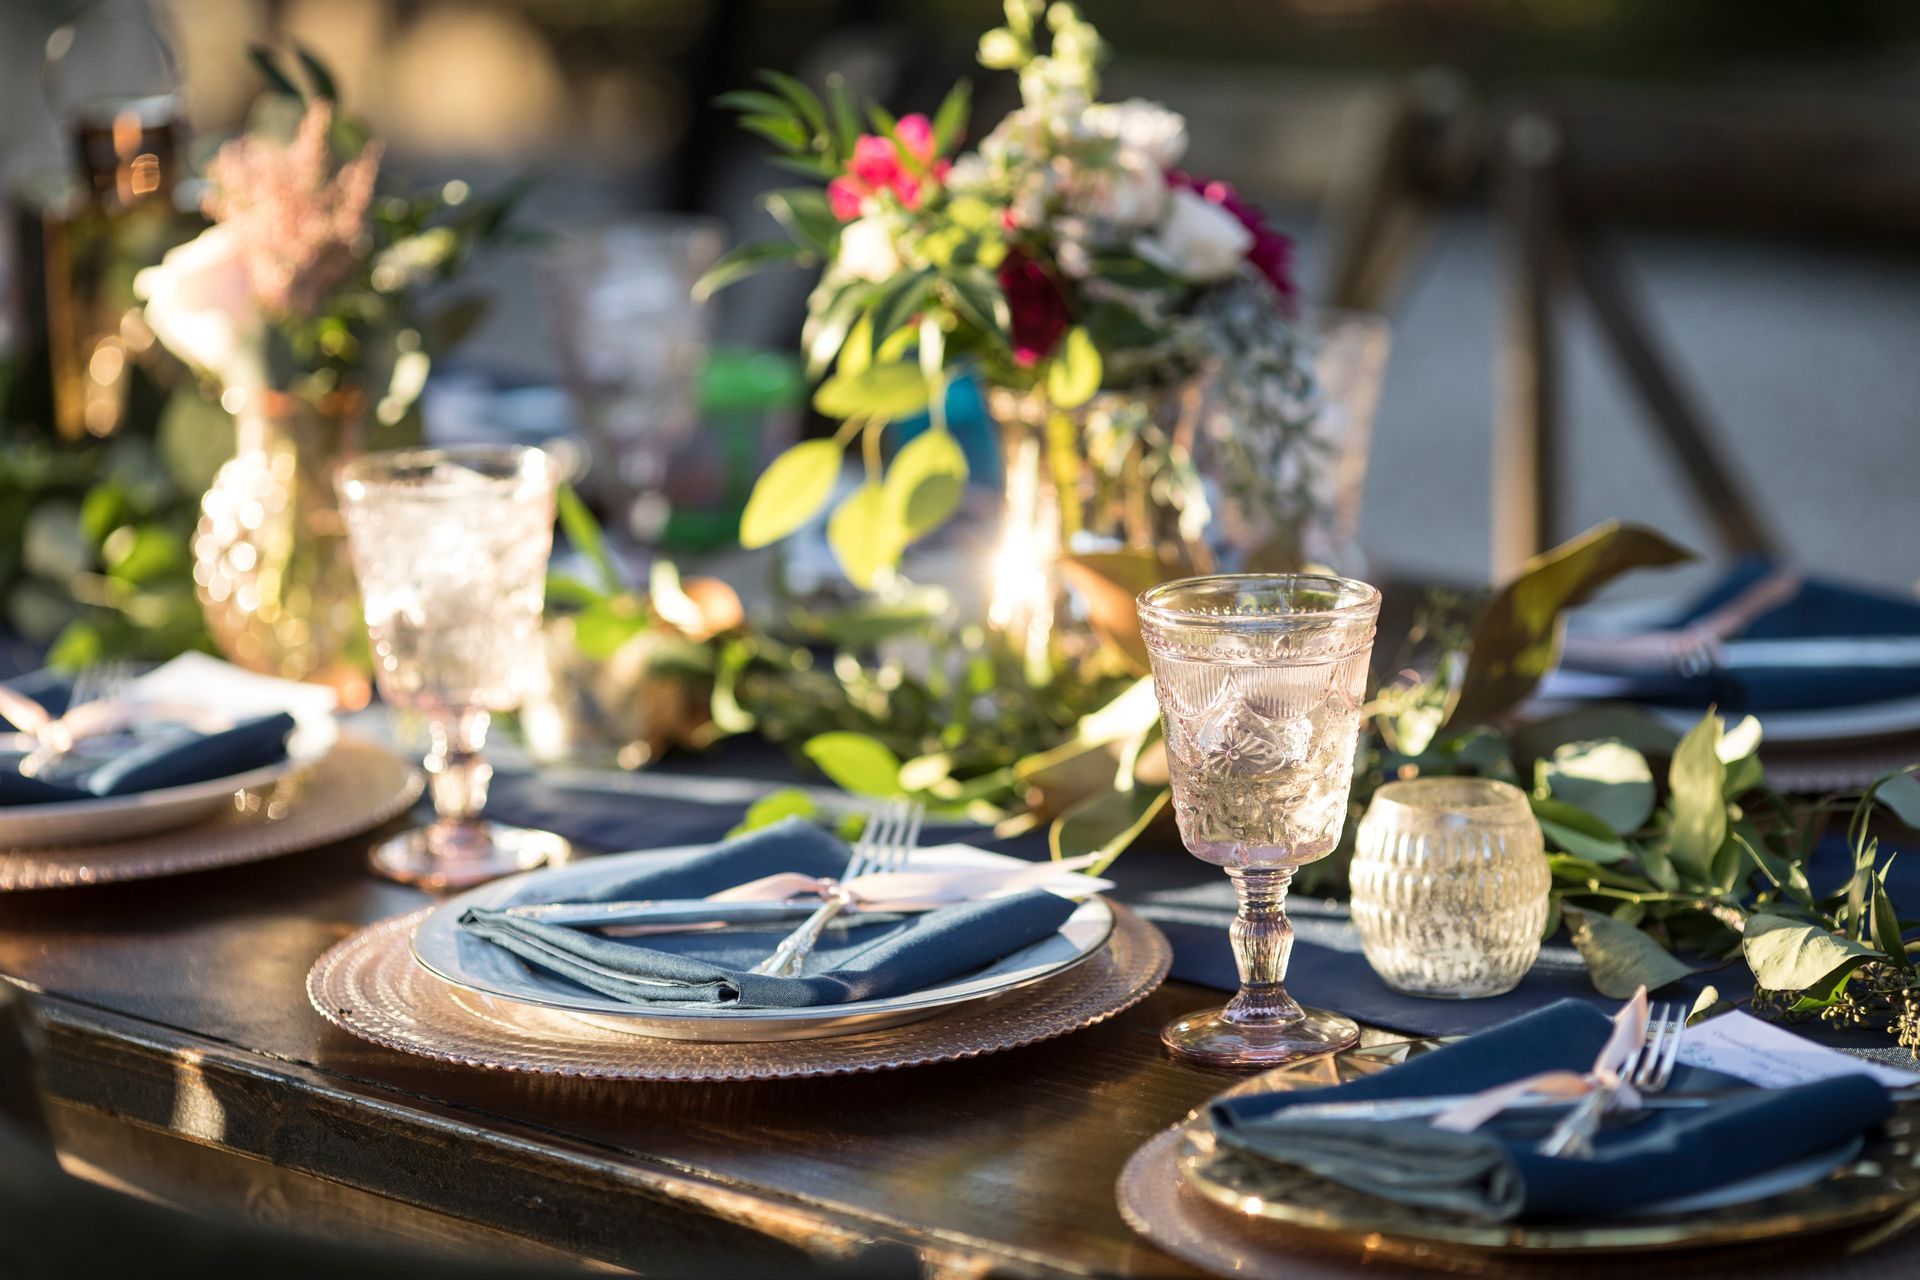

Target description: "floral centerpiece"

left=703, top=2, right=1351, bottom=664
left=134, top=47, right=518, bottom=697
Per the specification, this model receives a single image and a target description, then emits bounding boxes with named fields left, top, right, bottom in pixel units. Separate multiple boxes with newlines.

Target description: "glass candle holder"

left=1137, top=573, right=1380, bottom=1067
left=1350, top=777, right=1549, bottom=998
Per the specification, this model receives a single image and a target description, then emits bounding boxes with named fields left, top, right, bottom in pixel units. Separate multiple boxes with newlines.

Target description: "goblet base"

left=1161, top=1004, right=1357, bottom=1068
left=369, top=823, right=570, bottom=891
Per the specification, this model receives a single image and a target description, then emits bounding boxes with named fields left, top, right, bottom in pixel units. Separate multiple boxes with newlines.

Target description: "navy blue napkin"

left=1560, top=557, right=1920, bottom=712
left=1210, top=1001, right=1892, bottom=1221
left=458, top=817, right=1078, bottom=1008
left=0, top=675, right=295, bottom=807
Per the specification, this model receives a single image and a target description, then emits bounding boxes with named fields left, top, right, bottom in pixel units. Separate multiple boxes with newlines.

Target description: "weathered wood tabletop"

left=5, top=811, right=1920, bottom=1278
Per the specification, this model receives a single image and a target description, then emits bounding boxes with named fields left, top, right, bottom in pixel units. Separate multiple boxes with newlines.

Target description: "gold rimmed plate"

left=1171, top=1038, right=1920, bottom=1257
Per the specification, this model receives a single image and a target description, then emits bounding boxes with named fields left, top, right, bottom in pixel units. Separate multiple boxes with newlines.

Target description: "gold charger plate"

left=1157, top=1039, right=1920, bottom=1262
left=307, top=903, right=1170, bottom=1081
left=0, top=735, right=420, bottom=890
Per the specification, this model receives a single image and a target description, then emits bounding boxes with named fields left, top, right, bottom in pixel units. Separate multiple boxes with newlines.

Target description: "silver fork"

left=19, top=661, right=136, bottom=777
left=1539, top=1001, right=1686, bottom=1158
left=751, top=798, right=923, bottom=978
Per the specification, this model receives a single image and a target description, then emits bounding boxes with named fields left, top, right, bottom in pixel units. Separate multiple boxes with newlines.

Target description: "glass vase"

left=982, top=308, right=1391, bottom=666
left=193, top=388, right=379, bottom=704
left=1350, top=777, right=1550, bottom=998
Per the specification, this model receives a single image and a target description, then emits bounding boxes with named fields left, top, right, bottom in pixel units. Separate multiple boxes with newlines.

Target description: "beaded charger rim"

left=0, top=735, right=421, bottom=890
left=1116, top=1039, right=1920, bottom=1272
left=307, top=902, right=1171, bottom=1081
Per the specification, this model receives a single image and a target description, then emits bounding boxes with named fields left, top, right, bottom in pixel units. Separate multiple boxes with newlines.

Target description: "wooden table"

left=6, top=813, right=1920, bottom=1278
left=0, top=818, right=1234, bottom=1277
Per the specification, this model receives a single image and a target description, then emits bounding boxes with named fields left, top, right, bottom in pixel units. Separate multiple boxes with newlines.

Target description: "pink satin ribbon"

left=1431, top=987, right=1651, bottom=1133
left=706, top=852, right=1112, bottom=912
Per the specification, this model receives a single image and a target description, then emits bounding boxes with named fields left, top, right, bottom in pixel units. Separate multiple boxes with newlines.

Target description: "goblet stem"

left=1223, top=867, right=1305, bottom=1026
left=424, top=708, right=493, bottom=862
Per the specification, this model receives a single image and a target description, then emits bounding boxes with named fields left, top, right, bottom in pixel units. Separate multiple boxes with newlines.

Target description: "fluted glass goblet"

left=337, top=445, right=570, bottom=889
left=1137, top=574, right=1380, bottom=1067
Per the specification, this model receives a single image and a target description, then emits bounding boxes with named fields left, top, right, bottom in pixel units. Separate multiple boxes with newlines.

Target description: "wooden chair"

left=1485, top=86, right=1920, bottom=575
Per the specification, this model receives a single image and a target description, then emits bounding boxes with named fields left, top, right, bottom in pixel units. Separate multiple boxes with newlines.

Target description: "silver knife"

left=1269, top=1083, right=1920, bottom=1125
left=1268, top=1093, right=1718, bottom=1124
left=506, top=898, right=827, bottom=928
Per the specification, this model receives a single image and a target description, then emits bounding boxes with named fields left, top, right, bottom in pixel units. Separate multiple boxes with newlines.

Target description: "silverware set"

left=1538, top=1000, right=1686, bottom=1158
left=753, top=798, right=923, bottom=977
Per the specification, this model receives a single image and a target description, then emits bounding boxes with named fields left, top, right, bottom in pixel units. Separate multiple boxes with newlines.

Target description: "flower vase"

left=193, top=389, right=377, bottom=705
left=985, top=382, right=1213, bottom=677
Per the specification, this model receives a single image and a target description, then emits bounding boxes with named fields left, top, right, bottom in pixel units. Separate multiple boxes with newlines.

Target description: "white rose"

left=1076, top=150, right=1165, bottom=227
left=1135, top=187, right=1252, bottom=283
left=133, top=224, right=264, bottom=389
left=835, top=215, right=901, bottom=283
left=1085, top=98, right=1187, bottom=169
left=945, top=152, right=991, bottom=193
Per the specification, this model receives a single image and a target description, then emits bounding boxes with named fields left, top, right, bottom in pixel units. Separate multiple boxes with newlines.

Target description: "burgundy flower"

left=1166, top=171, right=1296, bottom=304
left=997, top=249, right=1071, bottom=367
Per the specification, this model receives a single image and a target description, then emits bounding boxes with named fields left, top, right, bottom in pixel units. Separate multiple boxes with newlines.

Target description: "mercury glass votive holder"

left=1350, top=778, right=1549, bottom=999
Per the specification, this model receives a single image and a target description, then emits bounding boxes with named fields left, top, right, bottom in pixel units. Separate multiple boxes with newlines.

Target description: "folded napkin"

left=1209, top=1001, right=1892, bottom=1221
left=1557, top=557, right=1920, bottom=712
left=458, top=817, right=1079, bottom=1008
left=0, top=672, right=295, bottom=807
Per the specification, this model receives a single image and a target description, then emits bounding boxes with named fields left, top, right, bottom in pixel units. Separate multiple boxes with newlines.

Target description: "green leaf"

left=569, top=599, right=648, bottom=661
left=1538, top=817, right=1630, bottom=865
left=1874, top=877, right=1912, bottom=970
left=761, top=188, right=838, bottom=253
left=740, top=113, right=809, bottom=151
left=945, top=268, right=1007, bottom=339
left=739, top=439, right=843, bottom=548
left=1744, top=912, right=1876, bottom=993
left=715, top=90, right=792, bottom=118
left=103, top=523, right=182, bottom=585
left=804, top=279, right=875, bottom=377
left=1543, top=740, right=1655, bottom=835
left=293, top=43, right=339, bottom=101
left=1564, top=906, right=1696, bottom=998
left=1440, top=523, right=1695, bottom=735
left=803, top=732, right=902, bottom=797
left=693, top=240, right=807, bottom=302
left=759, top=70, right=829, bottom=140
left=931, top=79, right=972, bottom=151
left=826, top=74, right=861, bottom=160
left=729, top=788, right=823, bottom=837
left=865, top=269, right=935, bottom=350
left=247, top=45, right=303, bottom=98
left=826, top=483, right=903, bottom=590
left=1688, top=986, right=1736, bottom=1026
left=1718, top=714, right=1765, bottom=796
left=884, top=429, right=968, bottom=541
left=1045, top=326, right=1101, bottom=408
left=1872, top=770, right=1920, bottom=830
left=555, top=484, right=622, bottom=594
left=1668, top=712, right=1729, bottom=884
left=1050, top=786, right=1170, bottom=874
left=1058, top=549, right=1183, bottom=674
left=812, top=362, right=930, bottom=421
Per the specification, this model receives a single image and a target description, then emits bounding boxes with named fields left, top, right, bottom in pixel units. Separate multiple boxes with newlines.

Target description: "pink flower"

left=203, top=100, right=381, bottom=316
left=826, top=114, right=951, bottom=220
left=1166, top=171, right=1296, bottom=303
left=997, top=250, right=1071, bottom=367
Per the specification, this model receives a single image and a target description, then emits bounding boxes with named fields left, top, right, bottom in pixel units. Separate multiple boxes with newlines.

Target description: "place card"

left=1679, top=1010, right=1920, bottom=1088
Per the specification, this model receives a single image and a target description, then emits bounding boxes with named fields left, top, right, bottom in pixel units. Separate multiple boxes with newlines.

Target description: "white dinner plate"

left=0, top=716, right=338, bottom=850
left=411, top=842, right=1115, bottom=1042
